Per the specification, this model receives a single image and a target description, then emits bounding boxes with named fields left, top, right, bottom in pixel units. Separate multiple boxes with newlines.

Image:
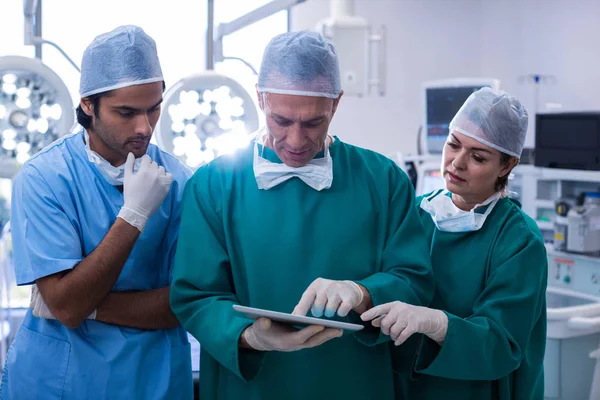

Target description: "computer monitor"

left=415, top=160, right=444, bottom=196
left=422, top=78, right=500, bottom=155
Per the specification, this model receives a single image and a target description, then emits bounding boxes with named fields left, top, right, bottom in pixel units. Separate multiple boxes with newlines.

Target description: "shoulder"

left=24, top=131, right=81, bottom=170
left=491, top=198, right=546, bottom=261
left=334, top=139, right=410, bottom=188
left=146, top=144, right=193, bottom=182
left=188, top=144, right=253, bottom=185
left=15, top=132, right=83, bottom=189
left=495, top=198, right=543, bottom=241
left=335, top=140, right=399, bottom=170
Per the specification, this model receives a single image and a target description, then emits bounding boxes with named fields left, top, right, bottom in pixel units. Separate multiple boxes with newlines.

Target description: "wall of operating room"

left=2, top=0, right=599, bottom=158
left=292, top=0, right=600, bottom=156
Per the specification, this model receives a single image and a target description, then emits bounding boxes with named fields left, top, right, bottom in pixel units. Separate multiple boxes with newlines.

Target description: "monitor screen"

left=425, top=86, right=487, bottom=154
left=420, top=169, right=444, bottom=196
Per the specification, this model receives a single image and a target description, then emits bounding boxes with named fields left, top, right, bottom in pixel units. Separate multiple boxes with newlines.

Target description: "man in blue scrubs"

left=0, top=25, right=193, bottom=399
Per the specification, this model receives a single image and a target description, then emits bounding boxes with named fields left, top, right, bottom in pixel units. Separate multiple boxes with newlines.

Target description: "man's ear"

left=255, top=84, right=265, bottom=111
left=80, top=98, right=93, bottom=116
left=332, top=90, right=344, bottom=116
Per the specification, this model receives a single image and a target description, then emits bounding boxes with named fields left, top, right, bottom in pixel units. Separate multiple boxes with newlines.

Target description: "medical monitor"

left=422, top=78, right=500, bottom=155
left=415, top=160, right=444, bottom=196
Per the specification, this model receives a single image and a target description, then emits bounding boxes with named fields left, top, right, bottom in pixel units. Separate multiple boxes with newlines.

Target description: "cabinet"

left=509, top=165, right=600, bottom=243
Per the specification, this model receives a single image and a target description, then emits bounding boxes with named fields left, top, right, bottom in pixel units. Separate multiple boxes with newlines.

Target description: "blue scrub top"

left=0, top=131, right=193, bottom=400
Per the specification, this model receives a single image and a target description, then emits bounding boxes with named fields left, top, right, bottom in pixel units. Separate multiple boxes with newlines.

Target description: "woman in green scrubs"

left=362, top=87, right=548, bottom=400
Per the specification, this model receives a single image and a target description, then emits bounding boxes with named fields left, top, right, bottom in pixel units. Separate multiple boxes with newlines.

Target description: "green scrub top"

left=393, top=192, right=548, bottom=400
left=170, top=138, right=435, bottom=400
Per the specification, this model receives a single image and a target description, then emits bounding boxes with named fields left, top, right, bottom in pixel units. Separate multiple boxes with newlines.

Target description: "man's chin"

left=279, top=149, right=316, bottom=167
left=280, top=156, right=311, bottom=168
left=125, top=145, right=149, bottom=159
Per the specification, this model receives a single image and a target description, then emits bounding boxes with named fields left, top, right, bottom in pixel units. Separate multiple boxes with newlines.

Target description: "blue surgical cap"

left=79, top=25, right=163, bottom=98
left=448, top=87, right=529, bottom=158
left=257, top=31, right=342, bottom=99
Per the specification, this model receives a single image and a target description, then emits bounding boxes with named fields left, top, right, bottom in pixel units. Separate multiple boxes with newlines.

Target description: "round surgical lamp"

left=156, top=71, right=259, bottom=169
left=0, top=56, right=74, bottom=178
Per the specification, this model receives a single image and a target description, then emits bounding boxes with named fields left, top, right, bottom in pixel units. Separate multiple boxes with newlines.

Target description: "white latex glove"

left=30, top=284, right=96, bottom=320
left=117, top=153, right=173, bottom=232
left=243, top=317, right=343, bottom=352
left=292, top=278, right=364, bottom=318
left=360, top=301, right=448, bottom=346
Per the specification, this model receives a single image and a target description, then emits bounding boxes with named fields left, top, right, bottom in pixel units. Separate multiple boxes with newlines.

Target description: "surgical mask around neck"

left=420, top=189, right=501, bottom=232
left=252, top=127, right=333, bottom=191
left=83, top=130, right=141, bottom=185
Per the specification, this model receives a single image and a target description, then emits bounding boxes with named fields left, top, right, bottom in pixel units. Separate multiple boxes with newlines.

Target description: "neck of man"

left=85, top=129, right=125, bottom=167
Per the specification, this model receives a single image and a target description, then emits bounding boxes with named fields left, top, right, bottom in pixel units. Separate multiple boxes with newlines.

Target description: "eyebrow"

left=112, top=99, right=163, bottom=113
left=450, top=134, right=492, bottom=154
left=272, top=113, right=326, bottom=123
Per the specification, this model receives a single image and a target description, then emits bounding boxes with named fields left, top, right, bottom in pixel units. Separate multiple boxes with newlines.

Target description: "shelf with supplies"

left=509, top=165, right=600, bottom=244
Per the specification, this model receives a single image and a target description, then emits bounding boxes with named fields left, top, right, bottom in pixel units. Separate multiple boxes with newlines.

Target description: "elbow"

left=47, top=301, right=89, bottom=329
left=53, top=308, right=86, bottom=329
left=169, top=283, right=186, bottom=317
left=61, top=319, right=83, bottom=330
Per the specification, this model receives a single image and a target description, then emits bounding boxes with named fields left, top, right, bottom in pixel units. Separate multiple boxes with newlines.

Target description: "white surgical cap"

left=449, top=87, right=528, bottom=158
left=257, top=31, right=342, bottom=99
left=79, top=25, right=163, bottom=98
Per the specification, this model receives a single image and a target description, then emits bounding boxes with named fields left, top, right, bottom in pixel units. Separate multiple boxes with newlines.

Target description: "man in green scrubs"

left=170, top=31, right=435, bottom=400
left=362, top=88, right=548, bottom=399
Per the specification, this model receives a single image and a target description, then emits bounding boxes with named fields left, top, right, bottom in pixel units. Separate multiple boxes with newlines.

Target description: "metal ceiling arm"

left=210, top=0, right=306, bottom=69
left=22, top=0, right=81, bottom=73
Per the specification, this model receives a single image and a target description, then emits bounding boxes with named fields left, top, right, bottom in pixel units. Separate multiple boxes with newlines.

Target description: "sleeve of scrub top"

left=352, top=163, right=435, bottom=345
left=414, top=224, right=548, bottom=379
left=10, top=165, right=83, bottom=285
left=170, top=171, right=265, bottom=382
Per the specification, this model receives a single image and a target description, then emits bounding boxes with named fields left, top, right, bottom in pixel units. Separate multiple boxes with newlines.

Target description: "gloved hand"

left=292, top=278, right=364, bottom=318
left=117, top=153, right=173, bottom=232
left=30, top=284, right=97, bottom=320
left=242, top=317, right=342, bottom=352
left=360, top=301, right=448, bottom=346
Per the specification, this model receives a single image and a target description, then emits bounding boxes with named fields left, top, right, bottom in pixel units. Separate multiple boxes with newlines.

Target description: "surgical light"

left=0, top=56, right=74, bottom=178
left=156, top=72, right=259, bottom=169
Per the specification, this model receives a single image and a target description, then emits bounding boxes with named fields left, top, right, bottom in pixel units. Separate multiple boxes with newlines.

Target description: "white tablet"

left=233, top=305, right=364, bottom=332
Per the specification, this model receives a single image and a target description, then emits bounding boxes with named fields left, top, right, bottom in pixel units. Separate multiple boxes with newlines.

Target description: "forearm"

left=95, top=286, right=180, bottom=330
left=37, top=218, right=139, bottom=327
left=415, top=313, right=521, bottom=379
left=360, top=269, right=434, bottom=308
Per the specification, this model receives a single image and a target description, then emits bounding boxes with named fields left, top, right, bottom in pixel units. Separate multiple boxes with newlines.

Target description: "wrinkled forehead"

left=262, top=92, right=334, bottom=118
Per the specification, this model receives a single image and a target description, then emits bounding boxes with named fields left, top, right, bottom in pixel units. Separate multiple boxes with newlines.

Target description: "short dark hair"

left=76, top=81, right=166, bottom=129
left=76, top=92, right=109, bottom=129
left=496, top=152, right=517, bottom=192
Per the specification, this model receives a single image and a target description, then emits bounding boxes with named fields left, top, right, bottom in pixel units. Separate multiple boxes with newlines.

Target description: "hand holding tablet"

left=233, top=305, right=364, bottom=352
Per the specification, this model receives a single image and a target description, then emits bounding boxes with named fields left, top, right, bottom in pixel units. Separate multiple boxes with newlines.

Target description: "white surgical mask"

left=252, top=128, right=333, bottom=191
left=83, top=130, right=141, bottom=185
left=420, top=189, right=501, bottom=232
